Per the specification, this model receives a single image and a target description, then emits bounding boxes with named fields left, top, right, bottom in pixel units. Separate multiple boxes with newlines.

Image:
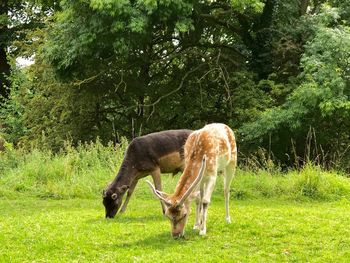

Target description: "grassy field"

left=1, top=194, right=350, bottom=262
left=1, top=143, right=350, bottom=262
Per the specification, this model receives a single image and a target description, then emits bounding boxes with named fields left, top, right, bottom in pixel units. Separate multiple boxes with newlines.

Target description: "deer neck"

left=111, top=158, right=135, bottom=189
left=172, top=160, right=201, bottom=202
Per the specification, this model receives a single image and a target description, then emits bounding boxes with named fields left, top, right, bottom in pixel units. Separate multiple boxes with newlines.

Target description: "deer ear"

left=111, top=193, right=118, bottom=200
left=118, top=185, right=129, bottom=192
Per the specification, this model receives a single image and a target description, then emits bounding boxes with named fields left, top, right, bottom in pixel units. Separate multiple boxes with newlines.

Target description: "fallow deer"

left=147, top=123, right=237, bottom=238
left=103, top=129, right=192, bottom=218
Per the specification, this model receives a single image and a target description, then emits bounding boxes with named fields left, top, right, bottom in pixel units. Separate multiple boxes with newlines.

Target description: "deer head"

left=147, top=155, right=207, bottom=238
left=102, top=185, right=129, bottom=218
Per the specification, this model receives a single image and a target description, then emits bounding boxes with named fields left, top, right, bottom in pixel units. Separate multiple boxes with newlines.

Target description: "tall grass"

left=0, top=139, right=127, bottom=199
left=230, top=165, right=350, bottom=201
left=1, top=140, right=350, bottom=201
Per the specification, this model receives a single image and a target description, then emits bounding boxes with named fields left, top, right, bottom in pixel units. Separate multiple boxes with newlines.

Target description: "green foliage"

left=0, top=0, right=281, bottom=145
left=0, top=14, right=9, bottom=25
left=0, top=64, right=27, bottom=144
left=231, top=0, right=264, bottom=13
left=1, top=0, right=350, bottom=170
left=240, top=5, right=350, bottom=169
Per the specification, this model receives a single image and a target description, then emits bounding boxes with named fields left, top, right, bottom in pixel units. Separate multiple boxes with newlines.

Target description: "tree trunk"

left=299, top=0, right=310, bottom=16
left=0, top=0, right=10, bottom=102
left=250, top=0, right=276, bottom=79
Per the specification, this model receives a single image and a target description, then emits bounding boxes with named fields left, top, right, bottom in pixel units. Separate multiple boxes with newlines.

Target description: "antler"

left=177, top=155, right=207, bottom=207
left=146, top=180, right=172, bottom=206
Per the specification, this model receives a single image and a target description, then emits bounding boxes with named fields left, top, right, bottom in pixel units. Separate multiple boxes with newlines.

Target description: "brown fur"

left=103, top=129, right=192, bottom=218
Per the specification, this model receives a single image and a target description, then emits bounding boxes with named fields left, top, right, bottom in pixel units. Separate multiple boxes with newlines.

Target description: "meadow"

left=1, top=141, right=350, bottom=262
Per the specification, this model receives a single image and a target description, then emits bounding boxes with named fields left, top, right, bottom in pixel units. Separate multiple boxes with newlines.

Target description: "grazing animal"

left=147, top=123, right=237, bottom=238
left=103, top=129, right=192, bottom=218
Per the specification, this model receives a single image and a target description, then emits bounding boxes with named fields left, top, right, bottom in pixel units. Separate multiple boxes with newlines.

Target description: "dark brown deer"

left=147, top=123, right=237, bottom=238
left=103, top=129, right=192, bottom=218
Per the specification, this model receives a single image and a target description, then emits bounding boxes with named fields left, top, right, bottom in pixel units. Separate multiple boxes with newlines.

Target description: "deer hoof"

left=199, top=229, right=206, bottom=236
left=226, top=216, right=231, bottom=224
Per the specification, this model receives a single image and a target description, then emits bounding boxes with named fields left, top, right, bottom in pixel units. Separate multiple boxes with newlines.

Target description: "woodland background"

left=1, top=0, right=349, bottom=170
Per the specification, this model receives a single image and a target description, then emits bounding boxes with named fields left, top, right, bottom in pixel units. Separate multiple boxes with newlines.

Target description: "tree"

left=240, top=4, right=350, bottom=168
left=29, top=0, right=271, bottom=143
left=2, top=0, right=349, bottom=170
left=0, top=0, right=10, bottom=101
left=0, top=0, right=58, bottom=103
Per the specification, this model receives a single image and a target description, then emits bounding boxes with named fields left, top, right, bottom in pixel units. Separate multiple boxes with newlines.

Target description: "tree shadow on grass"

left=85, top=214, right=164, bottom=224
left=115, top=214, right=164, bottom=223
left=106, top=231, right=199, bottom=250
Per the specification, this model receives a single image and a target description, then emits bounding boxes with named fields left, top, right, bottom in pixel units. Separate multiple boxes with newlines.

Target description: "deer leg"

left=224, top=161, right=236, bottom=223
left=199, top=173, right=217, bottom=236
left=120, top=179, right=138, bottom=213
left=151, top=167, right=165, bottom=214
left=192, top=191, right=201, bottom=230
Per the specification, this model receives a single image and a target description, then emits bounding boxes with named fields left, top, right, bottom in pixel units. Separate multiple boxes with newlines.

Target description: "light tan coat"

left=148, top=123, right=237, bottom=237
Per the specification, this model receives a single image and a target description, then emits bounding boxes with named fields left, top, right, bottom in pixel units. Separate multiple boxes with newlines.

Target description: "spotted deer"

left=147, top=123, right=237, bottom=238
left=103, top=129, right=192, bottom=218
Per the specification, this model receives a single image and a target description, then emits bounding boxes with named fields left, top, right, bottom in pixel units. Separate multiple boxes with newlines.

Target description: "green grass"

left=1, top=143, right=350, bottom=261
left=1, top=140, right=350, bottom=202
left=0, top=140, right=126, bottom=199
left=1, top=194, right=350, bottom=262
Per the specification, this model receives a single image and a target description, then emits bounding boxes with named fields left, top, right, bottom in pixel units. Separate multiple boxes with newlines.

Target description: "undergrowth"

left=0, top=140, right=349, bottom=201
left=231, top=165, right=350, bottom=201
left=0, top=139, right=126, bottom=199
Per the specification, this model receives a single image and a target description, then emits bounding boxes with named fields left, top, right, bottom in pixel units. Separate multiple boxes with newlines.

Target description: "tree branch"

left=145, top=64, right=205, bottom=121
